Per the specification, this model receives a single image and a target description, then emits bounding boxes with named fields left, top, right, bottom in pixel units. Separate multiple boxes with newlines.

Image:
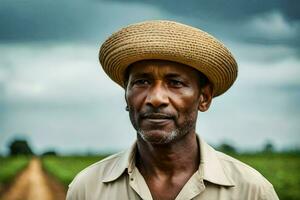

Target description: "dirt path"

left=0, top=158, right=66, bottom=200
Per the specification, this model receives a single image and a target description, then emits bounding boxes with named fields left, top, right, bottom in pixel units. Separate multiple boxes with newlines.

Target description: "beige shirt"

left=66, top=137, right=279, bottom=200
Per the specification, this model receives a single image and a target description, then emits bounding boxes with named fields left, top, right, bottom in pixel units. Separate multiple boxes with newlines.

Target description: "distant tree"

left=42, top=150, right=58, bottom=156
left=263, top=141, right=275, bottom=153
left=218, top=143, right=237, bottom=154
left=9, top=139, right=34, bottom=156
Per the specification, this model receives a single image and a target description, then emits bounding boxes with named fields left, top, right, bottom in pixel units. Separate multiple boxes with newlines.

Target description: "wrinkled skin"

left=125, top=59, right=213, bottom=144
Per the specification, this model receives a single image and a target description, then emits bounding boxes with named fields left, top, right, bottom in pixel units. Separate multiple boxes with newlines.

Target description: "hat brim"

left=99, top=20, right=238, bottom=97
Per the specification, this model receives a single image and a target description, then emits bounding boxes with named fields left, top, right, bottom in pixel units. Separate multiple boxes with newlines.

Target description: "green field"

left=0, top=156, right=30, bottom=192
left=1, top=153, right=298, bottom=199
left=235, top=153, right=300, bottom=200
left=41, top=155, right=108, bottom=187
left=42, top=153, right=300, bottom=200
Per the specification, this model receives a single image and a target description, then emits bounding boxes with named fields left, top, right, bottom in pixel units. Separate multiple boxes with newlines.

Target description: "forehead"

left=127, top=60, right=200, bottom=80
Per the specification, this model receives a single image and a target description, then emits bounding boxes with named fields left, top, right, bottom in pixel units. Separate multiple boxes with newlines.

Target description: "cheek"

left=169, top=94, right=200, bottom=125
left=126, top=89, right=147, bottom=110
left=170, top=89, right=200, bottom=111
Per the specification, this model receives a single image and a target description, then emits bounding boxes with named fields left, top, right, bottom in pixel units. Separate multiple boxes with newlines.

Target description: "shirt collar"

left=102, top=135, right=235, bottom=187
left=198, top=137, right=235, bottom=186
left=101, top=142, right=136, bottom=183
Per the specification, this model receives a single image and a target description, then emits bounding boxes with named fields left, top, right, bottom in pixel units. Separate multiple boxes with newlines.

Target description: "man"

left=66, top=20, right=279, bottom=200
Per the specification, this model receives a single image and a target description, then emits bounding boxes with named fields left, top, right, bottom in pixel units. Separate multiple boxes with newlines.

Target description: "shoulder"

left=216, top=151, right=278, bottom=199
left=70, top=151, right=125, bottom=184
left=66, top=151, right=127, bottom=200
left=216, top=151, right=272, bottom=186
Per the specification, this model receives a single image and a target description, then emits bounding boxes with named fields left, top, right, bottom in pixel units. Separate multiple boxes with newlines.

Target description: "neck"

left=136, top=132, right=200, bottom=177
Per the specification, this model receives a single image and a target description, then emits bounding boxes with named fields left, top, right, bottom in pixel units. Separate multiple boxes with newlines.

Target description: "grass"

left=41, top=153, right=300, bottom=200
left=235, top=153, right=300, bottom=200
left=0, top=156, right=30, bottom=184
left=41, top=155, right=108, bottom=187
left=0, top=156, right=30, bottom=192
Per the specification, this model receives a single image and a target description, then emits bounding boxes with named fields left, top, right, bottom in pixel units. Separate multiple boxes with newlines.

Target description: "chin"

left=137, top=129, right=180, bottom=144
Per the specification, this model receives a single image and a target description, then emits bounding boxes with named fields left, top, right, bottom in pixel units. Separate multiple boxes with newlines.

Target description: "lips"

left=141, top=113, right=174, bottom=125
left=142, top=113, right=173, bottom=119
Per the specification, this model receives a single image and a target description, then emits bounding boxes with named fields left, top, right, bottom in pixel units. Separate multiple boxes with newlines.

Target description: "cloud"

left=239, top=57, right=300, bottom=87
left=0, top=43, right=123, bottom=107
left=97, top=0, right=300, bottom=26
left=1, top=0, right=299, bottom=41
left=247, top=11, right=297, bottom=39
left=0, top=0, right=163, bottom=42
left=1, top=0, right=299, bottom=57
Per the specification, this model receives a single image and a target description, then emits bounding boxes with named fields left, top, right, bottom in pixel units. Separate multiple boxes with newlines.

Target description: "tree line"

left=4, top=138, right=299, bottom=156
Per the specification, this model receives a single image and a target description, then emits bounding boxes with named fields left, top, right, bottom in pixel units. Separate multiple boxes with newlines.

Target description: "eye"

left=133, top=79, right=150, bottom=86
left=169, top=79, right=184, bottom=87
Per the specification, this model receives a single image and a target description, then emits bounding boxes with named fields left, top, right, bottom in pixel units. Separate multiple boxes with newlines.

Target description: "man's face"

left=125, top=60, right=210, bottom=144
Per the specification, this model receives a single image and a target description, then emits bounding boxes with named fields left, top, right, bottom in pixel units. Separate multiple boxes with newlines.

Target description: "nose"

left=145, top=81, right=169, bottom=108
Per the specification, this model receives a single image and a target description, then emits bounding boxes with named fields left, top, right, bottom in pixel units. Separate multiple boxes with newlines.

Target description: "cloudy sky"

left=0, top=0, right=299, bottom=155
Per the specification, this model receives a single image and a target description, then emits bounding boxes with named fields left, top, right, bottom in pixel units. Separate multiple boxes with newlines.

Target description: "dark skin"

left=125, top=60, right=213, bottom=200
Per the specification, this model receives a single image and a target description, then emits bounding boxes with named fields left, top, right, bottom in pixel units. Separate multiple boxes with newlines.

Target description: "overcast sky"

left=0, top=0, right=299, bottom=155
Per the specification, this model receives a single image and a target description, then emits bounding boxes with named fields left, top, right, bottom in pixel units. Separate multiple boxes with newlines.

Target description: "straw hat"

left=99, top=20, right=238, bottom=97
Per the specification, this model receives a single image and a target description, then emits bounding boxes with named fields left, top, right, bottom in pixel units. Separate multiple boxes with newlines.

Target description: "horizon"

left=2, top=134, right=299, bottom=156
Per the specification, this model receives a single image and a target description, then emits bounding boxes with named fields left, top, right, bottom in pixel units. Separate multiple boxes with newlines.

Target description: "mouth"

left=141, top=113, right=174, bottom=123
left=142, top=113, right=173, bottom=119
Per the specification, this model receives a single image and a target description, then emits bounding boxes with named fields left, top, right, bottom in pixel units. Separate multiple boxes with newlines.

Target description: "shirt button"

left=130, top=178, right=134, bottom=181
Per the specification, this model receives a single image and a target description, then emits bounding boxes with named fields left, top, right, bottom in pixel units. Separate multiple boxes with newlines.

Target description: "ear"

left=124, top=89, right=129, bottom=106
left=124, top=92, right=130, bottom=112
left=198, top=83, right=213, bottom=112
